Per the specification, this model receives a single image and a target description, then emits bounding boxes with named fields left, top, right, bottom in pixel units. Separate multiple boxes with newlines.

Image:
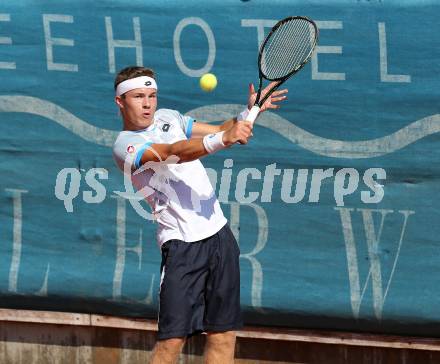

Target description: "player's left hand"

left=247, top=81, right=288, bottom=112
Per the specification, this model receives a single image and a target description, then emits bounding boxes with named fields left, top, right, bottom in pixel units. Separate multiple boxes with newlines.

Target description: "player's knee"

left=155, top=338, right=185, bottom=357
left=157, top=337, right=186, bottom=353
left=206, top=331, right=236, bottom=346
left=151, top=337, right=186, bottom=364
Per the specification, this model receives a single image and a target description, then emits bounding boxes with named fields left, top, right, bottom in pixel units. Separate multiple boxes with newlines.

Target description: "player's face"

left=117, top=87, right=157, bottom=130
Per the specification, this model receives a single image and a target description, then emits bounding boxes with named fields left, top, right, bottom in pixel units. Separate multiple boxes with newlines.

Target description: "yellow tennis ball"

left=200, top=73, right=217, bottom=92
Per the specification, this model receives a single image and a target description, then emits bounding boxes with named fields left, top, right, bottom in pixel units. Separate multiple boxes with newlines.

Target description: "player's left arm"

left=190, top=118, right=236, bottom=138
left=190, top=82, right=288, bottom=138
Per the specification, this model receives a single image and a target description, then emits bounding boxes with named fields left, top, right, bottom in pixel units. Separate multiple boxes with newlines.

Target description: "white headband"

left=116, top=76, right=158, bottom=96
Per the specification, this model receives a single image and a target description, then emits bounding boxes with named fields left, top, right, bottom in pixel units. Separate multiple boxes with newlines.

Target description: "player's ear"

left=115, top=95, right=124, bottom=109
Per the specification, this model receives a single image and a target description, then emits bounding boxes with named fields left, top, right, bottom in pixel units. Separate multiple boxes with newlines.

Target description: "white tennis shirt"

left=112, top=108, right=227, bottom=246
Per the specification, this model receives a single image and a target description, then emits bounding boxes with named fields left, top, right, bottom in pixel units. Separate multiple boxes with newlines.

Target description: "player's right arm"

left=138, top=120, right=253, bottom=165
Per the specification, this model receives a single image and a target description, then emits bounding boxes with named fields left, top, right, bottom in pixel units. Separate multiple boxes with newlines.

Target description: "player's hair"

left=114, top=66, right=156, bottom=92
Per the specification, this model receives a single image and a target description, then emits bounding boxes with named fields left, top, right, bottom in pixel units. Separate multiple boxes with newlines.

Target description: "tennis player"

left=112, top=66, right=287, bottom=363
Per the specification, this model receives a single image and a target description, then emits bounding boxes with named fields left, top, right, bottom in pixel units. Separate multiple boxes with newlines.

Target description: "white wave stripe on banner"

left=0, top=96, right=438, bottom=158
left=0, top=96, right=117, bottom=146
left=188, top=105, right=440, bottom=159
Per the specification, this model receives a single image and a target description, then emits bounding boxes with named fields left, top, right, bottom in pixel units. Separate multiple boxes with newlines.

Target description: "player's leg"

left=153, top=240, right=192, bottom=362
left=156, top=239, right=211, bottom=360
left=204, top=330, right=237, bottom=364
left=150, top=337, right=186, bottom=364
left=203, top=224, right=242, bottom=362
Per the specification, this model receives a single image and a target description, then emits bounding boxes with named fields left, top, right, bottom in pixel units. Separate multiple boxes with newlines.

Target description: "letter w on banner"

left=335, top=207, right=414, bottom=320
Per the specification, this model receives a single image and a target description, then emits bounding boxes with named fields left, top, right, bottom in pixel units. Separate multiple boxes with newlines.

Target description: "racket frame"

left=247, top=16, right=318, bottom=123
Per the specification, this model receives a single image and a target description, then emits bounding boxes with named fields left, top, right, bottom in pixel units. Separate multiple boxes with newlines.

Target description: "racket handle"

left=245, top=105, right=260, bottom=125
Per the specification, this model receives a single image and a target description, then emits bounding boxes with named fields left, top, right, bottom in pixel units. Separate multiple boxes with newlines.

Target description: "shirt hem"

left=157, top=217, right=227, bottom=246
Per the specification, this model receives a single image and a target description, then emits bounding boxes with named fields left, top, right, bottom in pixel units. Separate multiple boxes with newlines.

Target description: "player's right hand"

left=223, top=121, right=253, bottom=146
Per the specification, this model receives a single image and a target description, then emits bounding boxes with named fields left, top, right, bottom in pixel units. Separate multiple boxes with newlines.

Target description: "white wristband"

left=203, top=131, right=226, bottom=154
left=237, top=107, right=250, bottom=122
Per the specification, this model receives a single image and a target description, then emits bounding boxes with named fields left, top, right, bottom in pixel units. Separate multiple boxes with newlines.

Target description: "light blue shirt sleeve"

left=112, top=133, right=153, bottom=172
left=177, top=112, right=195, bottom=138
left=185, top=117, right=195, bottom=138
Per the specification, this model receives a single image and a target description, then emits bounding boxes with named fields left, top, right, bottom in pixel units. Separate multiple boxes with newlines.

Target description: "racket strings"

left=269, top=23, right=303, bottom=72
left=261, top=18, right=316, bottom=80
left=263, top=24, right=293, bottom=72
left=265, top=23, right=293, bottom=70
left=266, top=21, right=313, bottom=76
left=271, top=20, right=312, bottom=70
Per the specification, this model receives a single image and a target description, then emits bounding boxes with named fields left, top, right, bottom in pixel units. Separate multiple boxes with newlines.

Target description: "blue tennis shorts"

left=157, top=223, right=242, bottom=340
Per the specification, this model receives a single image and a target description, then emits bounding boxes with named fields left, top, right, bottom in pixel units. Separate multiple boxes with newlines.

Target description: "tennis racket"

left=246, top=16, right=319, bottom=124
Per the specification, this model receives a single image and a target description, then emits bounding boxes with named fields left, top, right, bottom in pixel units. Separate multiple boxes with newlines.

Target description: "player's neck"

left=122, top=119, right=154, bottom=131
